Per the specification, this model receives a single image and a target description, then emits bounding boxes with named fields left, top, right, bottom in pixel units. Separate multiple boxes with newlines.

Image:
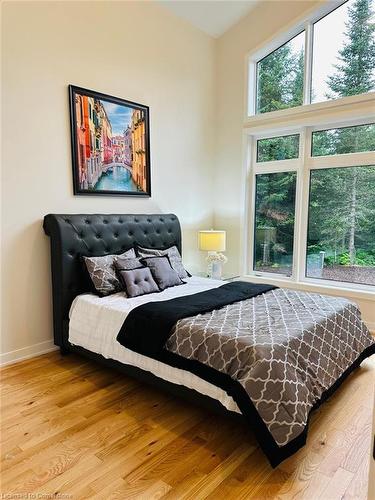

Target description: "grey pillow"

left=114, top=256, right=143, bottom=271
left=136, top=245, right=188, bottom=279
left=83, top=248, right=136, bottom=296
left=117, top=267, right=160, bottom=298
left=141, top=256, right=184, bottom=291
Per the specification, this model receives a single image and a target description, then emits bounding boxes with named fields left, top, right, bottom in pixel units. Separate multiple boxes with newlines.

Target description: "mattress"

left=69, top=276, right=241, bottom=413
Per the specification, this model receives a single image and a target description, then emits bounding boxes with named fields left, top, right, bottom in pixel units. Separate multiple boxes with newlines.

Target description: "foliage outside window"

left=254, top=172, right=297, bottom=276
left=254, top=0, right=374, bottom=114
left=312, top=0, right=375, bottom=103
left=257, top=134, right=300, bottom=162
left=312, top=123, right=375, bottom=156
left=307, top=166, right=375, bottom=285
left=256, top=32, right=304, bottom=114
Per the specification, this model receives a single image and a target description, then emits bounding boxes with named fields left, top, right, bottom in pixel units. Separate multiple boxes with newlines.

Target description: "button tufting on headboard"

left=43, top=214, right=182, bottom=349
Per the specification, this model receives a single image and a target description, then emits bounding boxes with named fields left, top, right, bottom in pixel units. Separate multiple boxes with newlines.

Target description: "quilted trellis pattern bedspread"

left=166, top=288, right=374, bottom=447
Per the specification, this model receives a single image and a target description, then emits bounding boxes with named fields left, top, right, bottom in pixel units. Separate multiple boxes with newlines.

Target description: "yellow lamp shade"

left=198, top=230, right=226, bottom=252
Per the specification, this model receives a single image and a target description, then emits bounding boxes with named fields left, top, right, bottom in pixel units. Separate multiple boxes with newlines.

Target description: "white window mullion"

left=253, top=161, right=299, bottom=174
left=298, top=127, right=312, bottom=282
left=247, top=61, right=257, bottom=117
left=242, top=134, right=255, bottom=276
left=245, top=133, right=260, bottom=275
left=291, top=169, right=302, bottom=281
left=246, top=141, right=257, bottom=275
left=303, top=23, right=314, bottom=106
left=307, top=151, right=375, bottom=170
left=291, top=130, right=305, bottom=281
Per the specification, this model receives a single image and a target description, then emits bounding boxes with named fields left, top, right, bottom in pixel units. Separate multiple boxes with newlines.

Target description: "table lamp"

left=198, top=230, right=227, bottom=279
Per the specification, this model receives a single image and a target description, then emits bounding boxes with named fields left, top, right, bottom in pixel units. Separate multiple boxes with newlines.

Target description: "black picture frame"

left=69, top=85, right=151, bottom=197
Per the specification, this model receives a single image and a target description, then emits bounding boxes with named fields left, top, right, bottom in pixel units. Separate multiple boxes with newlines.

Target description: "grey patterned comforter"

left=166, top=288, right=374, bottom=447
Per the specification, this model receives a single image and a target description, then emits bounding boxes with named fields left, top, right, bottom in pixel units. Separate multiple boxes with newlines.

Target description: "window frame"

left=247, top=0, right=375, bottom=118
left=248, top=128, right=304, bottom=283
left=253, top=170, right=299, bottom=278
left=245, top=117, right=375, bottom=294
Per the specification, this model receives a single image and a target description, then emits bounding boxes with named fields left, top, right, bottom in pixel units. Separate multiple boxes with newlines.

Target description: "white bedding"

left=69, top=276, right=241, bottom=413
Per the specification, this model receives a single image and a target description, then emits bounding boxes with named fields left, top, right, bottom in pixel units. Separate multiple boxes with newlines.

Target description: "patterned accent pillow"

left=140, top=256, right=184, bottom=291
left=117, top=267, right=160, bottom=298
left=136, top=245, right=189, bottom=279
left=83, top=248, right=136, bottom=296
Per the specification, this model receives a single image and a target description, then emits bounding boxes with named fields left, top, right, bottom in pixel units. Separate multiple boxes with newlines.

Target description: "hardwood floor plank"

left=83, top=410, right=205, bottom=496
left=89, top=478, right=128, bottom=500
left=317, top=407, right=370, bottom=477
left=123, top=415, right=244, bottom=489
left=204, top=448, right=276, bottom=500
left=138, top=479, right=172, bottom=500
left=342, top=456, right=370, bottom=500
left=340, top=406, right=372, bottom=474
left=319, top=467, right=354, bottom=499
left=269, top=453, right=328, bottom=500
left=180, top=440, right=255, bottom=500
left=33, top=455, right=104, bottom=496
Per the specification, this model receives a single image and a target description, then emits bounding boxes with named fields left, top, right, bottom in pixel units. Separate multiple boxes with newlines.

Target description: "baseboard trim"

left=0, top=340, right=58, bottom=367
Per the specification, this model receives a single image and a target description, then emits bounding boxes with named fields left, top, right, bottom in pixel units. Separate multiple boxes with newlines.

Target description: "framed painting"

left=69, top=85, right=151, bottom=196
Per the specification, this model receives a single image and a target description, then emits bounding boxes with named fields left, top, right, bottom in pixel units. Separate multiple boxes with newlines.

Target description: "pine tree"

left=289, top=50, right=304, bottom=107
left=325, top=0, right=375, bottom=265
left=257, top=45, right=304, bottom=113
left=327, top=0, right=375, bottom=99
left=255, top=172, right=297, bottom=272
left=308, top=166, right=375, bottom=263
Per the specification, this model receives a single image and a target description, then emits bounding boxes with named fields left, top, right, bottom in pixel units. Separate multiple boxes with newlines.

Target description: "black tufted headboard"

left=43, top=213, right=182, bottom=349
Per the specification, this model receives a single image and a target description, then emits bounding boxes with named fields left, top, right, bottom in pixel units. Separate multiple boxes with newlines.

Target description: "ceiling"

left=158, top=0, right=260, bottom=38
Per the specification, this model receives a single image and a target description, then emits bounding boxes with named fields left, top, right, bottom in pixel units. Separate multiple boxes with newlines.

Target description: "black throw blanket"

left=117, top=281, right=276, bottom=356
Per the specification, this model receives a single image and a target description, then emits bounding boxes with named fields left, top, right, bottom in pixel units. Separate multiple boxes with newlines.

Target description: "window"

left=307, top=166, right=375, bottom=286
left=256, top=32, right=305, bottom=114
left=246, top=0, right=375, bottom=292
left=254, top=172, right=297, bottom=276
left=257, top=134, right=300, bottom=162
left=248, top=122, right=375, bottom=289
left=312, top=123, right=375, bottom=156
left=251, top=0, right=375, bottom=115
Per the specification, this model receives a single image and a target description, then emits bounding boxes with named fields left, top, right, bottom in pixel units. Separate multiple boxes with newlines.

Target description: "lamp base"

left=211, top=261, right=222, bottom=280
left=206, top=251, right=223, bottom=280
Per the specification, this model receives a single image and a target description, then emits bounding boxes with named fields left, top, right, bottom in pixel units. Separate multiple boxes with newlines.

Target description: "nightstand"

left=194, top=272, right=240, bottom=282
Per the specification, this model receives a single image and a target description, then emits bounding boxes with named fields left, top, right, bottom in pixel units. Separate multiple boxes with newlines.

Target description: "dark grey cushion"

left=114, top=256, right=143, bottom=271
left=141, top=256, right=184, bottom=291
left=83, top=248, right=136, bottom=296
left=118, top=267, right=160, bottom=298
left=136, top=245, right=188, bottom=279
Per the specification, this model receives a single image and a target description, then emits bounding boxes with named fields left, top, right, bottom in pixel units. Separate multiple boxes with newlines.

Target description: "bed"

left=43, top=213, right=375, bottom=467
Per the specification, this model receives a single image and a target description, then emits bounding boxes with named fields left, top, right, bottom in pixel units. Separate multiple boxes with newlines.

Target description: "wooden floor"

left=1, top=352, right=374, bottom=499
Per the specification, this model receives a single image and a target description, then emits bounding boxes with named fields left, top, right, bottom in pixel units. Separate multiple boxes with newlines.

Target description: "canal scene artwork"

left=69, top=85, right=151, bottom=196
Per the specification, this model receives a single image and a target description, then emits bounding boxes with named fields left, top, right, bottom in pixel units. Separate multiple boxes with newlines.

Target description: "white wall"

left=214, top=0, right=375, bottom=329
left=1, top=1, right=215, bottom=361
